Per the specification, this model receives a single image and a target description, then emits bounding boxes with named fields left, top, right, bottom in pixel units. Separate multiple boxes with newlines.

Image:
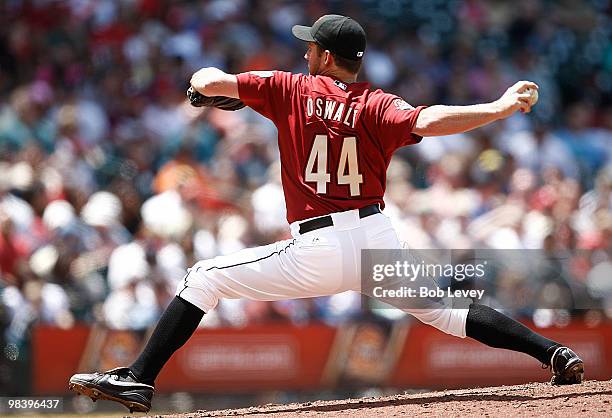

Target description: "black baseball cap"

left=292, top=15, right=366, bottom=61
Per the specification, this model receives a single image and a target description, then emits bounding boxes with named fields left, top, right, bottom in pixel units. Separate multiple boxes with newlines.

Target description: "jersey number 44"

left=305, top=134, right=363, bottom=197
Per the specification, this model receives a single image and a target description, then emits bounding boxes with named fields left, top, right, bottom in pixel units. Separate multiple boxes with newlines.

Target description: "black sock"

left=130, top=296, right=204, bottom=385
left=466, top=304, right=560, bottom=365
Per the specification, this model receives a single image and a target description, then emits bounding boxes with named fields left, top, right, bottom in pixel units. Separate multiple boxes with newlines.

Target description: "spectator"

left=0, top=0, right=608, bottom=336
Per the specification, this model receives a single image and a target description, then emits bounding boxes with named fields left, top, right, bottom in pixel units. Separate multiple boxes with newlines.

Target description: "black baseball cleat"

left=548, top=346, right=584, bottom=385
left=68, top=367, right=154, bottom=413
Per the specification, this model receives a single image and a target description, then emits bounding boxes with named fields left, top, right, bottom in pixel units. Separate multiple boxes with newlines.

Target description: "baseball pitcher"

left=69, top=15, right=584, bottom=413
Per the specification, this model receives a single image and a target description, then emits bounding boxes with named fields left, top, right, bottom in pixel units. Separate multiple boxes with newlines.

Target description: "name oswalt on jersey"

left=305, top=96, right=359, bottom=128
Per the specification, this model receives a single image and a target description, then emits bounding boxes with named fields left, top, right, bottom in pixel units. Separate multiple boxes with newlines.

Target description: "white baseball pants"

left=176, top=208, right=469, bottom=338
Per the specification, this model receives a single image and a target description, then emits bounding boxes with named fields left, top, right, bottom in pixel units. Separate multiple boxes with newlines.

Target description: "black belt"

left=298, top=204, right=381, bottom=235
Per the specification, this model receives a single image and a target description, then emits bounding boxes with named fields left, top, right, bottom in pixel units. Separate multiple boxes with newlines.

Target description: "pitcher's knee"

left=175, top=260, right=219, bottom=313
left=411, top=307, right=470, bottom=338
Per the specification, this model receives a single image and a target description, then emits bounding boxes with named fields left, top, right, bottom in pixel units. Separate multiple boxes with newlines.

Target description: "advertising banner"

left=32, top=321, right=612, bottom=394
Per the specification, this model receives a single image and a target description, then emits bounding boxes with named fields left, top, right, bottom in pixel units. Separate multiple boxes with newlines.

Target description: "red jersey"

left=236, top=71, right=426, bottom=223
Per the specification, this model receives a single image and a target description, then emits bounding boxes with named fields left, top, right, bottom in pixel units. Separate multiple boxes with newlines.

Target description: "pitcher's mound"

left=155, top=380, right=612, bottom=417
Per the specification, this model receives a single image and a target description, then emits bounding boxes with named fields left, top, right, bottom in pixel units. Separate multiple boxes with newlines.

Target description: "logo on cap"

left=357, top=52, right=364, bottom=57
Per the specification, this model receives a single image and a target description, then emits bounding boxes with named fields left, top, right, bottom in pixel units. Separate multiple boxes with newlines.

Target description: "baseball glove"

left=186, top=86, right=245, bottom=111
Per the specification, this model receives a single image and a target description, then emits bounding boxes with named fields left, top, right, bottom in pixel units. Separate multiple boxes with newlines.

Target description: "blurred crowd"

left=0, top=0, right=610, bottom=352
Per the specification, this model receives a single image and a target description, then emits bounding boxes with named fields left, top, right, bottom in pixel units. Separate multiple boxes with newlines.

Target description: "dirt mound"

left=153, top=380, right=612, bottom=417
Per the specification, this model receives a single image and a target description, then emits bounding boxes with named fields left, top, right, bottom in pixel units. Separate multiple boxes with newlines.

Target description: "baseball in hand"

left=525, top=87, right=539, bottom=107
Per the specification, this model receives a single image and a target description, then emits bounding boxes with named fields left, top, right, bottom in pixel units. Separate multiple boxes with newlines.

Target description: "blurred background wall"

left=0, top=0, right=610, bottom=411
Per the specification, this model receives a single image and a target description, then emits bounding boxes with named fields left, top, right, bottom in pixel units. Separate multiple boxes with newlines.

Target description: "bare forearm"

left=413, top=81, right=538, bottom=137
left=413, top=103, right=503, bottom=137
